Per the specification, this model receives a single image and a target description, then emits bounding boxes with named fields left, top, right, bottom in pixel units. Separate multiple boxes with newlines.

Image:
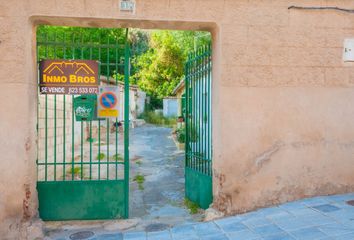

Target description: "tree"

left=133, top=31, right=185, bottom=100
left=133, top=30, right=211, bottom=108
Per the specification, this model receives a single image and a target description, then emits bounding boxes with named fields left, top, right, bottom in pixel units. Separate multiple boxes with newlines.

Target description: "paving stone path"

left=46, top=126, right=354, bottom=240
left=50, top=193, right=354, bottom=239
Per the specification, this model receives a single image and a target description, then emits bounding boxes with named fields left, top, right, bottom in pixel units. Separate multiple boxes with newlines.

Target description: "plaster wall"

left=1, top=0, right=354, bottom=238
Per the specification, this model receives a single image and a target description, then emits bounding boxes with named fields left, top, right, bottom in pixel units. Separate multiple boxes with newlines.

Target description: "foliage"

left=112, top=153, right=124, bottom=161
left=96, top=153, right=106, bottom=161
left=139, top=110, right=176, bottom=127
left=36, top=26, right=127, bottom=77
left=133, top=174, right=145, bottom=190
left=133, top=31, right=185, bottom=100
left=184, top=198, right=200, bottom=214
left=176, top=127, right=186, bottom=143
left=66, top=167, right=85, bottom=178
left=37, top=26, right=211, bottom=107
left=188, top=123, right=199, bottom=142
left=133, top=30, right=211, bottom=108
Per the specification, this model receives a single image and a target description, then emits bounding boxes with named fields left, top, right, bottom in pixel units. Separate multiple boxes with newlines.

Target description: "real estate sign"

left=39, top=60, right=99, bottom=95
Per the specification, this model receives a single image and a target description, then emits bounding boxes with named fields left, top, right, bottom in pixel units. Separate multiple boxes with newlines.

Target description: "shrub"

left=139, top=110, right=176, bottom=127
left=96, top=153, right=106, bottom=160
left=176, top=127, right=185, bottom=143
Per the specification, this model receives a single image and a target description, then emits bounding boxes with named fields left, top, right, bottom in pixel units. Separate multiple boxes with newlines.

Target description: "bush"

left=176, top=127, right=185, bottom=143
left=139, top=110, right=176, bottom=127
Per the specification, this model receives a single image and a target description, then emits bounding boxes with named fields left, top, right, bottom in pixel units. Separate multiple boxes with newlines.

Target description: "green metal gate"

left=185, top=45, right=212, bottom=209
left=36, top=27, right=130, bottom=220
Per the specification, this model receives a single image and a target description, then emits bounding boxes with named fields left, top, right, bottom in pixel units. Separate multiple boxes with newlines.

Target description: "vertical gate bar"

left=185, top=57, right=189, bottom=168
left=72, top=33, right=75, bottom=59
left=54, top=95, right=57, bottom=180
left=89, top=35, right=93, bottom=180
left=81, top=34, right=84, bottom=58
left=80, top=33, right=84, bottom=181
left=115, top=39, right=119, bottom=180
left=89, top=35, right=93, bottom=59
left=208, top=44, right=212, bottom=176
left=81, top=121, right=83, bottom=180
left=107, top=118, right=110, bottom=180
left=98, top=118, right=101, bottom=180
left=201, top=47, right=205, bottom=175
left=198, top=48, right=202, bottom=173
left=191, top=53, right=194, bottom=170
left=63, top=95, right=66, bottom=180
left=194, top=50, right=197, bottom=171
left=188, top=54, right=194, bottom=168
left=44, top=33, right=49, bottom=181
left=124, top=29, right=130, bottom=218
left=191, top=54, right=194, bottom=169
left=53, top=32, right=57, bottom=181
left=63, top=32, right=66, bottom=181
left=98, top=35, right=102, bottom=180
left=71, top=33, right=75, bottom=180
left=195, top=50, right=198, bottom=171
left=89, top=120, right=92, bottom=180
left=202, top=47, right=205, bottom=174
left=106, top=37, right=110, bottom=180
left=195, top=49, right=199, bottom=172
left=206, top=47, right=210, bottom=174
left=71, top=96, right=74, bottom=181
left=204, top=46, right=208, bottom=175
left=206, top=46, right=209, bottom=175
left=45, top=95, right=48, bottom=181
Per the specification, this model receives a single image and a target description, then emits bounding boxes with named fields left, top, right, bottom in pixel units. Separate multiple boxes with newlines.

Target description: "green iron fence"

left=185, top=45, right=212, bottom=209
left=36, top=27, right=130, bottom=220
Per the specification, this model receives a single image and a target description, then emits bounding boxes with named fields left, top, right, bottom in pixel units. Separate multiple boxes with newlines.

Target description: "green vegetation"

left=37, top=26, right=211, bottom=110
left=96, top=153, right=106, bottom=161
left=112, top=153, right=124, bottom=161
left=133, top=174, right=145, bottom=190
left=184, top=198, right=200, bottom=214
left=139, top=111, right=176, bottom=126
left=176, top=127, right=186, bottom=143
left=136, top=160, right=142, bottom=166
left=66, top=166, right=84, bottom=178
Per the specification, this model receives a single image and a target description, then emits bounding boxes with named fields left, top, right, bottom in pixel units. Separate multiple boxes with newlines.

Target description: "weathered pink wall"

left=1, top=0, right=354, bottom=238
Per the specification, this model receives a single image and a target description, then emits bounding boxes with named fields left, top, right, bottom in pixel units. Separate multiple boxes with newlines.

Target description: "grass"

left=139, top=111, right=176, bottom=127
left=112, top=153, right=124, bottom=162
left=96, top=153, right=106, bottom=160
left=184, top=198, right=200, bottom=214
left=66, top=166, right=86, bottom=178
left=133, top=174, right=145, bottom=190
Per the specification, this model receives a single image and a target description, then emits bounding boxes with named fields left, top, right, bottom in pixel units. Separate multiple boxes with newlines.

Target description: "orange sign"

left=39, top=60, right=99, bottom=95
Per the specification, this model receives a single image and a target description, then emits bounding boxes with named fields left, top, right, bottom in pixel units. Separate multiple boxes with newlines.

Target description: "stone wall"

left=1, top=0, right=354, bottom=238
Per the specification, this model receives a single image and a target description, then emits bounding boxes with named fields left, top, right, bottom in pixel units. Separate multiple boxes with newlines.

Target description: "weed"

left=112, top=153, right=124, bottom=161
left=184, top=198, right=199, bottom=214
left=176, top=127, right=185, bottom=143
left=139, top=111, right=176, bottom=127
left=66, top=166, right=86, bottom=179
left=133, top=174, right=145, bottom=190
left=96, top=153, right=106, bottom=160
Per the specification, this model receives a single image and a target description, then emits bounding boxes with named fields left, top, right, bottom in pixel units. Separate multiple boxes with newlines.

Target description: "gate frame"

left=35, top=27, right=131, bottom=220
left=31, top=16, right=219, bottom=221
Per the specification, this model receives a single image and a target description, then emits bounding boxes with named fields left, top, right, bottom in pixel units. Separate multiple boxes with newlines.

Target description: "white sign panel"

left=343, top=39, right=354, bottom=62
left=97, top=86, right=120, bottom=118
left=119, top=0, right=135, bottom=13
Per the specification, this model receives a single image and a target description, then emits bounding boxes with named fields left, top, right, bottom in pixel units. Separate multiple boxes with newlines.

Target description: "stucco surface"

left=1, top=0, right=354, bottom=238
